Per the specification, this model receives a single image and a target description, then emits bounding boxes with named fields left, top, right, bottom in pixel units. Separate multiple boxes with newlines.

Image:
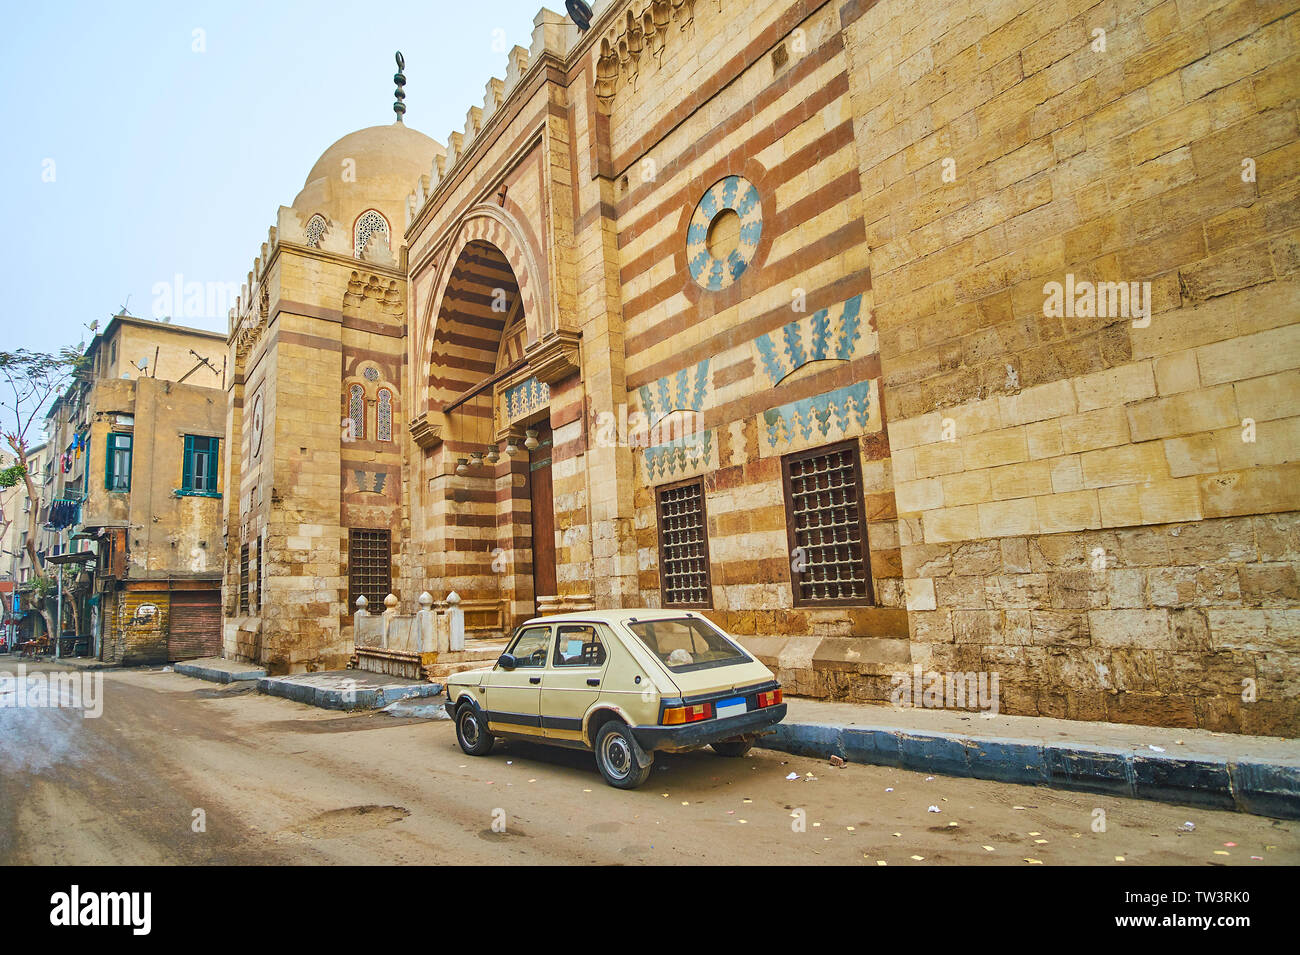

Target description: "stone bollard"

left=416, top=591, right=434, bottom=653
left=354, top=595, right=369, bottom=646
left=447, top=590, right=465, bottom=651
left=381, top=593, right=398, bottom=649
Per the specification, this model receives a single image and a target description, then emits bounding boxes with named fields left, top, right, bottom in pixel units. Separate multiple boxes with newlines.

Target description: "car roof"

left=517, top=608, right=707, bottom=628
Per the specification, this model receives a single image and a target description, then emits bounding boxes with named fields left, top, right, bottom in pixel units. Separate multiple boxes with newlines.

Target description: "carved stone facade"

left=225, top=0, right=1300, bottom=735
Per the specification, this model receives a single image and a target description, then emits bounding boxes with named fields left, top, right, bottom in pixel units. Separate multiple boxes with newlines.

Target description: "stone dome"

left=291, top=122, right=443, bottom=256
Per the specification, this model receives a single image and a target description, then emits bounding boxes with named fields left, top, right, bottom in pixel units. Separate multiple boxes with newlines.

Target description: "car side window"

left=507, top=626, right=552, bottom=668
left=552, top=624, right=607, bottom=667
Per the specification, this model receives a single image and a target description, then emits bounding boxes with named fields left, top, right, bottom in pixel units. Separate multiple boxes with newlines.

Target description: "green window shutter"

left=104, top=434, right=115, bottom=488
left=182, top=435, right=194, bottom=491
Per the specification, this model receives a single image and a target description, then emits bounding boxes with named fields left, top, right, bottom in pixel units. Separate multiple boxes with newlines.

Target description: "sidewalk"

left=762, top=698, right=1300, bottom=819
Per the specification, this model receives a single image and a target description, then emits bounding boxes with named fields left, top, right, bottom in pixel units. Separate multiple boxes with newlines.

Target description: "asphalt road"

left=0, top=662, right=1295, bottom=866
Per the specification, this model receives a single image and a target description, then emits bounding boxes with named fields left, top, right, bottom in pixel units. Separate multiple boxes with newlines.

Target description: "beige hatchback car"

left=442, top=609, right=786, bottom=788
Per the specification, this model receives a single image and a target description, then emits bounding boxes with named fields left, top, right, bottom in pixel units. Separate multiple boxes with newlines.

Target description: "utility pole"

left=55, top=531, right=63, bottom=660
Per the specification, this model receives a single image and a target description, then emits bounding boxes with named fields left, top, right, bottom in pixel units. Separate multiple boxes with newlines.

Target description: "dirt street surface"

left=1, top=664, right=1296, bottom=865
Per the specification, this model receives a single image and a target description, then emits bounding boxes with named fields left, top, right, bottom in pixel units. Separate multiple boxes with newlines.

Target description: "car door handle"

left=587, top=678, right=600, bottom=687
left=529, top=676, right=541, bottom=684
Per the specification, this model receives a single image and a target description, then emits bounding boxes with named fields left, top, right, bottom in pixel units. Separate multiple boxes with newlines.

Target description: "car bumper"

left=442, top=697, right=457, bottom=720
left=631, top=703, right=787, bottom=752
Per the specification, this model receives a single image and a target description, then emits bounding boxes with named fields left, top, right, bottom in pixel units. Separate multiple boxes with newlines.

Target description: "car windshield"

left=626, top=617, right=750, bottom=672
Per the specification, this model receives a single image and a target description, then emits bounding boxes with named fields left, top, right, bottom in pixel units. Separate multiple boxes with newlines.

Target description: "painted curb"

left=175, top=662, right=267, bottom=684
left=758, top=720, right=1300, bottom=820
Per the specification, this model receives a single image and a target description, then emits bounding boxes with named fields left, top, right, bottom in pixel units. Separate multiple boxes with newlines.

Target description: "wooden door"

left=528, top=422, right=557, bottom=612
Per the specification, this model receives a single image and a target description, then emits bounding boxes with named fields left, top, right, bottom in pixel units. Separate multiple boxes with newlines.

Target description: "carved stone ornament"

left=409, top=410, right=447, bottom=450
left=523, top=327, right=582, bottom=386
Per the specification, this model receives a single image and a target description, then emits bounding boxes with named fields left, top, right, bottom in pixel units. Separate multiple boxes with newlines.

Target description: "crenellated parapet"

left=404, top=6, right=590, bottom=230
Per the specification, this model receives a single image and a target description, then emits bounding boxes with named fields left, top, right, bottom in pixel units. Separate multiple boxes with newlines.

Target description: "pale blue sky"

left=0, top=0, right=551, bottom=353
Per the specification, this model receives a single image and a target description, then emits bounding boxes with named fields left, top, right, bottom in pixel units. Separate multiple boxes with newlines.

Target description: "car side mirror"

left=497, top=653, right=517, bottom=671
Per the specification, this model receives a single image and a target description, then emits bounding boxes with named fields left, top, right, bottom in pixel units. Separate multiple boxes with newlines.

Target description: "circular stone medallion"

left=686, top=175, right=763, bottom=291
left=250, top=393, right=265, bottom=458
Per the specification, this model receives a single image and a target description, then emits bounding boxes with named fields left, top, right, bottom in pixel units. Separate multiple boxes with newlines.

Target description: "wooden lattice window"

left=348, top=528, right=392, bottom=610
left=781, top=440, right=873, bottom=607
left=655, top=477, right=712, bottom=608
left=239, top=544, right=250, bottom=614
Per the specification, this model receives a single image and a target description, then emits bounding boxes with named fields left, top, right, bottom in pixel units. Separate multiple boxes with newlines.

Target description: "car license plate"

left=715, top=696, right=746, bottom=720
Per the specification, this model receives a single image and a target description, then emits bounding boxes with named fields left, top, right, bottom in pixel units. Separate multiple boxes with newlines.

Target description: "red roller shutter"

left=169, top=590, right=221, bottom=661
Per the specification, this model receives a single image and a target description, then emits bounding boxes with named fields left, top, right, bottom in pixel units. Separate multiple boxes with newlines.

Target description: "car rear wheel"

left=455, top=703, right=494, bottom=756
left=595, top=722, right=652, bottom=789
left=711, top=738, right=754, bottom=758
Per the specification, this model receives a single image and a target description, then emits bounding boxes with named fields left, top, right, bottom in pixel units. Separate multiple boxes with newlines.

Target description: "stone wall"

left=844, top=0, right=1300, bottom=731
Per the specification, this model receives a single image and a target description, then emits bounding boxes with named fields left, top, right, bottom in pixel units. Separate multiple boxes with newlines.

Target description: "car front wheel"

left=595, top=722, right=653, bottom=789
left=455, top=703, right=494, bottom=756
left=711, top=738, right=754, bottom=757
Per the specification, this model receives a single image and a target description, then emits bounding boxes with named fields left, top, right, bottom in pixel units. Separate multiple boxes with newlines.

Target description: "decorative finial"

left=393, top=51, right=407, bottom=122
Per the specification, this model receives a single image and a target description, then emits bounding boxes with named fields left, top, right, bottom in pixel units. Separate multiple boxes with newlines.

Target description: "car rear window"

left=626, top=617, right=750, bottom=672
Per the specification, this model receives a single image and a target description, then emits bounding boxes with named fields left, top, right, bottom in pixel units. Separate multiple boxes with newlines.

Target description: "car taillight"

left=662, top=702, right=714, bottom=724
left=755, top=688, right=783, bottom=708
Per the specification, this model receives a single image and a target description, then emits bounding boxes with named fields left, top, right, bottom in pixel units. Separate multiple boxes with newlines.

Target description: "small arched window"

left=348, top=384, right=366, bottom=441
left=355, top=210, right=389, bottom=257
left=305, top=214, right=328, bottom=248
left=377, top=389, right=393, bottom=442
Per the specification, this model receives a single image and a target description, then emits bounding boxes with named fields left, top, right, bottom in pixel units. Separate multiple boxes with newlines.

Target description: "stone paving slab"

left=175, top=658, right=267, bottom=684
left=257, top=670, right=443, bottom=711
left=759, top=699, right=1300, bottom=819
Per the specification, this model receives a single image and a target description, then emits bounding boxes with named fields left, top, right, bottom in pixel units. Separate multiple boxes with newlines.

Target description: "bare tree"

left=0, top=347, right=89, bottom=641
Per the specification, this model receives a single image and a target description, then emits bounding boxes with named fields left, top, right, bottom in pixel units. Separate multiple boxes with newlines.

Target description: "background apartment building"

left=36, top=313, right=228, bottom=663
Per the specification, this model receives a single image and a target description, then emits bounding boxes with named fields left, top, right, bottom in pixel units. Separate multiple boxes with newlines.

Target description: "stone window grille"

left=354, top=210, right=389, bottom=257
left=377, top=389, right=393, bottom=442
left=656, top=477, right=712, bottom=608
left=305, top=214, right=328, bottom=248
left=348, top=384, right=366, bottom=441
left=781, top=440, right=873, bottom=606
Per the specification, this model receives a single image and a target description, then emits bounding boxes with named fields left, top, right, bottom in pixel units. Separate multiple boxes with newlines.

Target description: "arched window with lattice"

left=347, top=384, right=366, bottom=441
left=354, top=210, right=389, bottom=257
left=377, top=389, right=394, bottom=442
left=305, top=214, right=328, bottom=248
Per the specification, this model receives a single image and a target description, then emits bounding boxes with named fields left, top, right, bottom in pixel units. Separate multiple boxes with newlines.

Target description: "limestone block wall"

left=844, top=0, right=1300, bottom=731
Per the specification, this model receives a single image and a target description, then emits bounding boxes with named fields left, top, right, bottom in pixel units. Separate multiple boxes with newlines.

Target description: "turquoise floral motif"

left=754, top=294, right=866, bottom=386
left=761, top=381, right=874, bottom=451
left=686, top=175, right=763, bottom=292
left=504, top=376, right=550, bottom=422
left=638, top=359, right=710, bottom=427
left=643, top=430, right=714, bottom=481
left=351, top=470, right=389, bottom=495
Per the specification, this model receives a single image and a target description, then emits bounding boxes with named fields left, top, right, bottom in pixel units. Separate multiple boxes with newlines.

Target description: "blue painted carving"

left=686, top=175, right=763, bottom=292
left=639, top=359, right=711, bottom=427
left=754, top=294, right=866, bottom=386
left=643, top=429, right=714, bottom=481
left=762, top=381, right=874, bottom=451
